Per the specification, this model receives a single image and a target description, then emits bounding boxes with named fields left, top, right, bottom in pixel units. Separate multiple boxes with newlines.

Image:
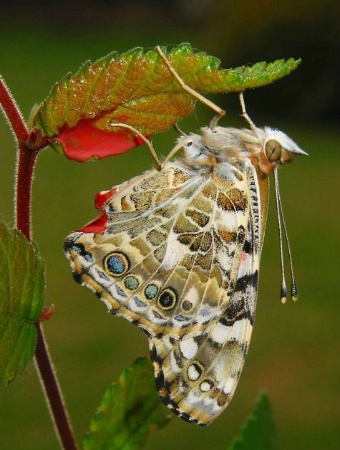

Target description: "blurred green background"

left=0, top=1, right=339, bottom=449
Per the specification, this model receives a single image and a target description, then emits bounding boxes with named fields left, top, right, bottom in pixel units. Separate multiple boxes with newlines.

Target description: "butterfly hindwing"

left=149, top=165, right=261, bottom=425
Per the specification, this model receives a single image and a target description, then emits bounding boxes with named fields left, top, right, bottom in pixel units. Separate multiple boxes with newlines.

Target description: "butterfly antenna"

left=273, top=168, right=298, bottom=303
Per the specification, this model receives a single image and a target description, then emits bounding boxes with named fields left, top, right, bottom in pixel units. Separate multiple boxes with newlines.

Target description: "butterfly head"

left=253, top=127, right=307, bottom=174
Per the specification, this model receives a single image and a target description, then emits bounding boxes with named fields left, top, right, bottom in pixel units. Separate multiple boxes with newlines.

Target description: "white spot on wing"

left=169, top=352, right=182, bottom=375
left=180, top=338, right=198, bottom=359
left=210, top=322, right=231, bottom=345
left=162, top=232, right=186, bottom=269
left=188, top=364, right=200, bottom=381
left=229, top=318, right=247, bottom=341
left=200, top=381, right=213, bottom=392
left=184, top=286, right=198, bottom=305
left=162, top=337, right=174, bottom=351
left=223, top=377, right=235, bottom=395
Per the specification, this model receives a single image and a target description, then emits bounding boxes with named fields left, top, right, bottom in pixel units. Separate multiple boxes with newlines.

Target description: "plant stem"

left=16, top=145, right=79, bottom=450
left=15, top=145, right=39, bottom=239
left=1, top=77, right=78, bottom=450
left=35, top=324, right=78, bottom=450
left=0, top=77, right=28, bottom=143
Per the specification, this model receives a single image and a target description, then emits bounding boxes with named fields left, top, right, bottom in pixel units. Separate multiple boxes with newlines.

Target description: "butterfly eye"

left=158, top=288, right=177, bottom=310
left=264, top=139, right=282, bottom=162
left=104, top=252, right=130, bottom=276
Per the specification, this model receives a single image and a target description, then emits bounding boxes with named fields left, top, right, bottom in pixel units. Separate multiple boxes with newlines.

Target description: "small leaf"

left=228, top=393, right=279, bottom=450
left=0, top=220, right=45, bottom=384
left=29, top=43, right=300, bottom=161
left=83, top=357, right=170, bottom=450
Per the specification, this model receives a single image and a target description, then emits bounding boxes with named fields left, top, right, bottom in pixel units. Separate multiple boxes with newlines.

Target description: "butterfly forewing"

left=65, top=160, right=250, bottom=340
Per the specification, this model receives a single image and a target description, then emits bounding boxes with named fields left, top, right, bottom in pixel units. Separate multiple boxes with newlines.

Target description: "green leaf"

left=83, top=357, right=170, bottom=450
left=228, top=393, right=279, bottom=450
left=0, top=220, right=45, bottom=384
left=28, top=43, right=300, bottom=161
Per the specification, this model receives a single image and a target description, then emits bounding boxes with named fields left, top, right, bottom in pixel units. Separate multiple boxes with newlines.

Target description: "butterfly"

left=64, top=41, right=306, bottom=426
left=64, top=102, right=306, bottom=424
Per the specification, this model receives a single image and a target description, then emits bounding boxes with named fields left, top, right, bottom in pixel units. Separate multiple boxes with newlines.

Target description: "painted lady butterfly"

left=64, top=51, right=306, bottom=425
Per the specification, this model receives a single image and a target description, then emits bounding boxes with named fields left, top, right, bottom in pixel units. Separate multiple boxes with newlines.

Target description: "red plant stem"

left=35, top=324, right=78, bottom=450
left=16, top=146, right=78, bottom=450
left=15, top=146, right=39, bottom=238
left=1, top=77, right=78, bottom=450
left=0, top=77, right=29, bottom=143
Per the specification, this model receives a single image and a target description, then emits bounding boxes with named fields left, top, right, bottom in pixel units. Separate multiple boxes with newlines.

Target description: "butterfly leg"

left=156, top=46, right=226, bottom=124
left=238, top=92, right=258, bottom=133
left=158, top=136, right=194, bottom=168
left=173, top=122, right=186, bottom=136
left=109, top=122, right=162, bottom=169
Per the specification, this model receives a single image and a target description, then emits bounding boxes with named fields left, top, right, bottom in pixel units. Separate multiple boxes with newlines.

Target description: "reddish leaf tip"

left=55, top=122, right=140, bottom=162
left=77, top=212, right=108, bottom=233
left=76, top=187, right=118, bottom=233
left=38, top=305, right=55, bottom=322
left=95, top=187, right=118, bottom=210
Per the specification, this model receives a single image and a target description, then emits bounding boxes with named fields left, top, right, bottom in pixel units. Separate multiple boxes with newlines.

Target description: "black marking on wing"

left=63, top=239, right=93, bottom=262
left=242, top=239, right=252, bottom=255
left=234, top=270, right=258, bottom=293
left=219, top=273, right=257, bottom=327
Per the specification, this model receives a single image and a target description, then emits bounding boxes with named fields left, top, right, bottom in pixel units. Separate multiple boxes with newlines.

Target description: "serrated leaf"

left=0, top=220, right=45, bottom=384
left=29, top=43, right=300, bottom=161
left=83, top=357, right=170, bottom=450
left=228, top=393, right=279, bottom=450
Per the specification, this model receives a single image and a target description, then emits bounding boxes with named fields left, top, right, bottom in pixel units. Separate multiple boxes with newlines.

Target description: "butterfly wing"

left=64, top=158, right=265, bottom=424
left=64, top=161, right=250, bottom=339
left=149, top=163, right=263, bottom=425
